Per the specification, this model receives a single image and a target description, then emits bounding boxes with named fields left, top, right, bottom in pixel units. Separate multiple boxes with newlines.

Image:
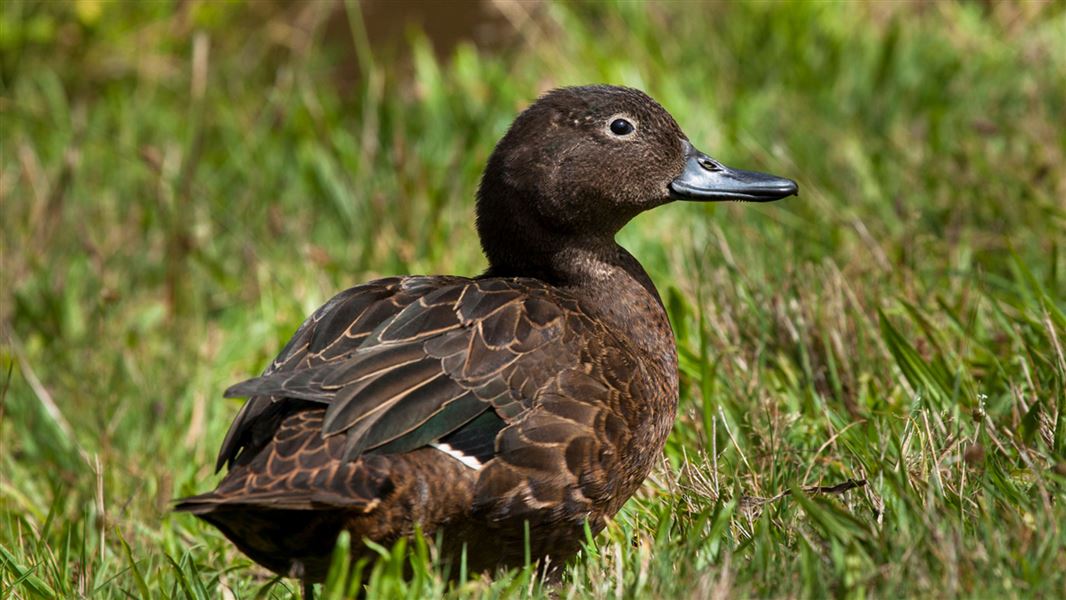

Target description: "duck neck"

left=486, top=239, right=678, bottom=375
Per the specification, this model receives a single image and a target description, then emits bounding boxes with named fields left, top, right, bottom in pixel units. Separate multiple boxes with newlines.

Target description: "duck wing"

left=217, top=276, right=423, bottom=470
left=216, top=276, right=580, bottom=472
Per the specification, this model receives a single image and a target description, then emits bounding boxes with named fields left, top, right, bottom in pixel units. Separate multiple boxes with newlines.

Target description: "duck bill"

left=669, top=140, right=798, bottom=202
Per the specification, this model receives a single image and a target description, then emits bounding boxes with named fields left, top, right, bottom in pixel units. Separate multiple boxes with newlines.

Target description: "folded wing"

left=216, top=276, right=579, bottom=470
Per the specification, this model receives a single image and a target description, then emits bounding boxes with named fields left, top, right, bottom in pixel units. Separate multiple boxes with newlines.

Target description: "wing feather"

left=217, top=276, right=581, bottom=471
left=322, top=357, right=444, bottom=434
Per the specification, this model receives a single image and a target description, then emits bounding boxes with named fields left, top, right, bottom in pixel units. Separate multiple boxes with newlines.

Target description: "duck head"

left=476, top=85, right=797, bottom=276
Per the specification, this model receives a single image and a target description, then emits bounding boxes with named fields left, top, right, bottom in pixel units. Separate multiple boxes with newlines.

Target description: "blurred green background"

left=2, top=0, right=1064, bottom=597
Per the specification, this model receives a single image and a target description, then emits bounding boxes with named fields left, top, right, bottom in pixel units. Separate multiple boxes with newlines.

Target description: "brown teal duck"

left=176, top=85, right=797, bottom=594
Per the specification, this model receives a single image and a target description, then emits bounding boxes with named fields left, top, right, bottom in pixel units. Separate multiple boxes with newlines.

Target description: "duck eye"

left=609, top=118, right=635, bottom=136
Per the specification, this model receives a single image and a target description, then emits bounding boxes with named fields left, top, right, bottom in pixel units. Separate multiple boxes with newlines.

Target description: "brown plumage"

left=176, top=85, right=796, bottom=590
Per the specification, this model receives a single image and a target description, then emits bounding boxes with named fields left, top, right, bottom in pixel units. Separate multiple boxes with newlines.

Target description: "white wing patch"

left=430, top=442, right=484, bottom=470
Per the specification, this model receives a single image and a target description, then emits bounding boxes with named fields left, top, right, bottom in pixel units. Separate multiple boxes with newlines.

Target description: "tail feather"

left=174, top=490, right=370, bottom=513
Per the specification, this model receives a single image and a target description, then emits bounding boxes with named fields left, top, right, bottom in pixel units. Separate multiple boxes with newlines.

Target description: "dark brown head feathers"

left=476, top=86, right=689, bottom=277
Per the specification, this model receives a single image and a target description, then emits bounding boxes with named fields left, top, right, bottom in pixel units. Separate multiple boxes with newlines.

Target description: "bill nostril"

left=697, top=156, right=722, bottom=172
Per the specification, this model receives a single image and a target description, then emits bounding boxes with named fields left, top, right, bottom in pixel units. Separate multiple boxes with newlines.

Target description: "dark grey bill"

left=669, top=140, right=798, bottom=202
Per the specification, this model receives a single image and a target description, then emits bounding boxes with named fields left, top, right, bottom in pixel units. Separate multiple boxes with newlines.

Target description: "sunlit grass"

left=2, top=1, right=1064, bottom=597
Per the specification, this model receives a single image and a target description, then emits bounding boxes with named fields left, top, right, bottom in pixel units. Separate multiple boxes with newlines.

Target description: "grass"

left=2, top=0, right=1065, bottom=597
